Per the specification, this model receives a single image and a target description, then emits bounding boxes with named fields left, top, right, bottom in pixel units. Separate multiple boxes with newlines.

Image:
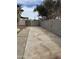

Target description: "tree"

left=54, top=0, right=61, bottom=17
left=44, top=0, right=61, bottom=19
left=17, top=4, right=24, bottom=23
left=34, top=5, right=48, bottom=18
left=34, top=0, right=61, bottom=19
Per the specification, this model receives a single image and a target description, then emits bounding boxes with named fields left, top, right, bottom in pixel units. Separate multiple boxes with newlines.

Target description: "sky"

left=17, top=0, right=43, bottom=19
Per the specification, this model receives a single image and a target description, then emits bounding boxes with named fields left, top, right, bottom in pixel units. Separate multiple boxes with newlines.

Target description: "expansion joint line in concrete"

left=22, top=28, right=30, bottom=59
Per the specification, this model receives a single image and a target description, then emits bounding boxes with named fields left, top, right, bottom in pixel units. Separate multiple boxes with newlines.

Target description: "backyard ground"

left=17, top=26, right=61, bottom=59
left=17, top=25, right=26, bottom=33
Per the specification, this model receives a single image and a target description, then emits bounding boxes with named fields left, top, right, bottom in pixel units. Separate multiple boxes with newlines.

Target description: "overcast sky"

left=17, top=0, right=43, bottom=19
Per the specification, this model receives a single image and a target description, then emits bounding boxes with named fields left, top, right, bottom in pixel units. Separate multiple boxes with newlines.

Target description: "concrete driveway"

left=17, top=26, right=61, bottom=59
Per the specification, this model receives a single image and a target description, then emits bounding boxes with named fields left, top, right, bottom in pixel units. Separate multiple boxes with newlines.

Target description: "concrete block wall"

left=31, top=20, right=40, bottom=26
left=40, top=19, right=61, bottom=37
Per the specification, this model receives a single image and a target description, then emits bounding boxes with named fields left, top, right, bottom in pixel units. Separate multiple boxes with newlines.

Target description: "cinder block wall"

left=40, top=19, right=61, bottom=37
left=31, top=20, right=40, bottom=26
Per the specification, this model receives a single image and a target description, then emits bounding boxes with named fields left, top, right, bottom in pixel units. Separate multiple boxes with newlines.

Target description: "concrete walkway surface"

left=17, top=27, right=30, bottom=59
left=17, top=26, right=61, bottom=59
